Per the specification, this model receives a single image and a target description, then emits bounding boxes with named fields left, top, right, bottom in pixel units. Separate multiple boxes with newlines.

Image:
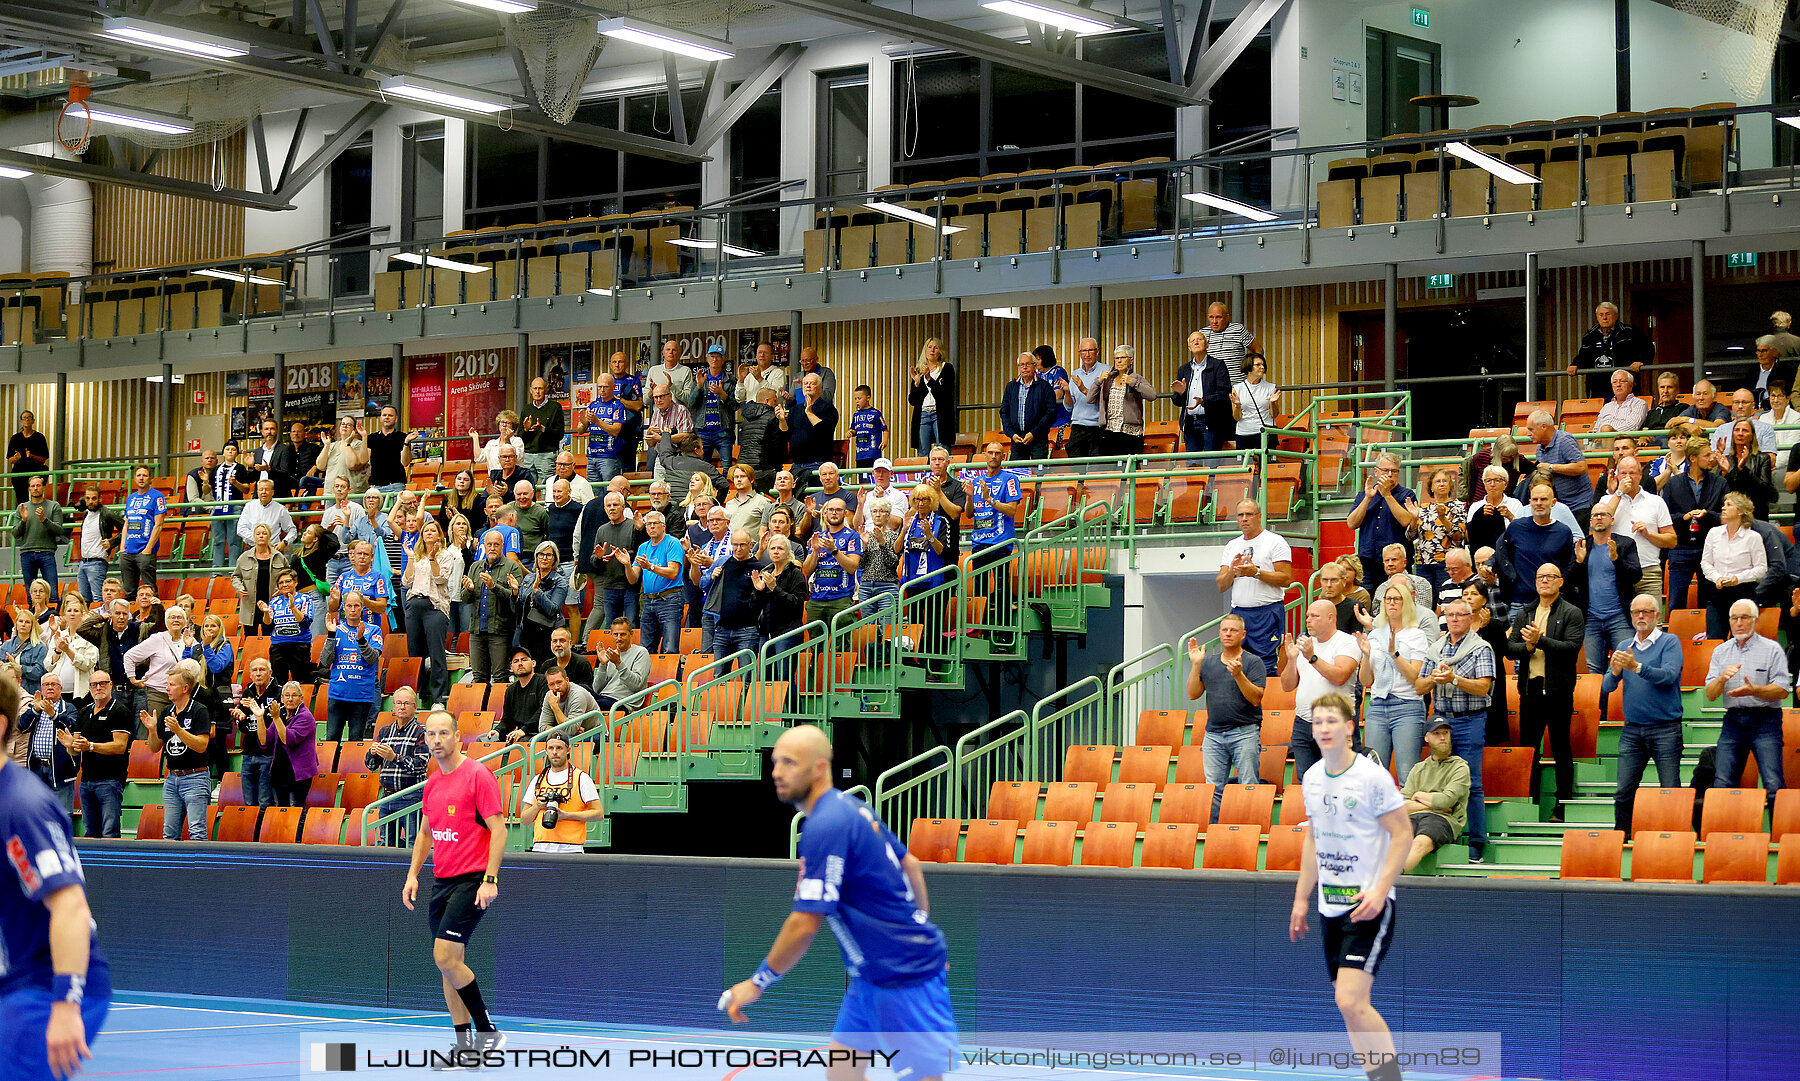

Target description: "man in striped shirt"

left=1200, top=302, right=1260, bottom=386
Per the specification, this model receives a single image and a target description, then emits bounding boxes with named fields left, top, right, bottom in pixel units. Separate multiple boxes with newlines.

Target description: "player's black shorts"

left=1321, top=899, right=1396, bottom=980
left=429, top=872, right=488, bottom=944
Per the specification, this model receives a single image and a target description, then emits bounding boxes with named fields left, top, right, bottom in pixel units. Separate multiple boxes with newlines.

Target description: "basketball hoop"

left=58, top=77, right=92, bottom=154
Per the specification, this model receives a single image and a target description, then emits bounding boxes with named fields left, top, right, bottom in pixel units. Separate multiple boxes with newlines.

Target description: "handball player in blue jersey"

left=0, top=670, right=111, bottom=1081
left=720, top=724, right=957, bottom=1081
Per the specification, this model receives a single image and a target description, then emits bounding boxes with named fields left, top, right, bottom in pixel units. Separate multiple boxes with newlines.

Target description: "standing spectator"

left=1706, top=597, right=1789, bottom=809
left=1663, top=436, right=1726, bottom=613
left=1525, top=410, right=1595, bottom=529
left=899, top=484, right=953, bottom=597
left=544, top=479, right=582, bottom=612
left=262, top=570, right=314, bottom=686
left=257, top=680, right=318, bottom=807
left=468, top=410, right=526, bottom=475
left=436, top=469, right=487, bottom=535
left=735, top=387, right=787, bottom=487
left=644, top=338, right=700, bottom=413
left=1506, top=563, right=1585, bottom=820
left=1572, top=503, right=1641, bottom=673
left=1346, top=452, right=1417, bottom=587
left=1681, top=380, right=1732, bottom=431
left=367, top=406, right=415, bottom=494
left=1643, top=372, right=1688, bottom=446
left=706, top=531, right=766, bottom=663
left=908, top=338, right=957, bottom=453
left=461, top=529, right=525, bottom=684
left=1435, top=549, right=1481, bottom=618
left=763, top=471, right=805, bottom=535
left=737, top=341, right=786, bottom=406
left=1214, top=499, right=1292, bottom=674
left=1398, top=719, right=1472, bottom=871
left=852, top=462, right=902, bottom=535
left=1418, top=597, right=1497, bottom=862
left=788, top=373, right=840, bottom=482
left=320, top=590, right=383, bottom=741
left=795, top=346, right=837, bottom=406
left=856, top=498, right=901, bottom=619
left=145, top=661, right=214, bottom=839
left=118, top=466, right=166, bottom=598
left=1763, top=381, right=1800, bottom=516
left=1740, top=336, right=1797, bottom=411
left=317, top=415, right=372, bottom=497
left=546, top=626, right=593, bottom=690
left=1603, top=594, right=1684, bottom=834
left=497, top=648, right=547, bottom=743
left=549, top=451, right=593, bottom=505
left=328, top=539, right=391, bottom=629
left=1598, top=457, right=1675, bottom=601
left=229, top=657, right=280, bottom=807
left=73, top=669, right=132, bottom=835
left=211, top=444, right=256, bottom=566
left=513, top=542, right=567, bottom=665
left=1356, top=589, right=1430, bottom=782
left=1089, top=345, right=1160, bottom=458
left=275, top=420, right=323, bottom=500
left=643, top=383, right=696, bottom=479
left=1201, top=300, right=1259, bottom=385
left=1230, top=353, right=1280, bottom=453
left=607, top=350, right=647, bottom=470
left=122, top=606, right=191, bottom=725
left=1315, top=560, right=1361, bottom=633
left=72, top=484, right=123, bottom=605
left=1495, top=485, right=1578, bottom=622
left=720, top=463, right=772, bottom=536
left=18, top=674, right=77, bottom=812
left=1717, top=418, right=1776, bottom=521
left=923, top=446, right=968, bottom=555
left=1769, top=310, right=1800, bottom=358
left=366, top=685, right=430, bottom=846
left=1409, top=469, right=1466, bottom=599
left=694, top=344, right=738, bottom=467
left=1171, top=331, right=1230, bottom=453
left=77, top=599, right=144, bottom=705
left=14, top=474, right=66, bottom=596
left=849, top=384, right=888, bottom=470
left=1278, top=600, right=1361, bottom=780
left=402, top=518, right=461, bottom=709
left=319, top=477, right=372, bottom=586
left=1700, top=492, right=1767, bottom=639
left=1594, top=369, right=1649, bottom=434
left=965, top=443, right=1022, bottom=643
left=1184, top=620, right=1267, bottom=821
left=237, top=479, right=298, bottom=554
left=246, top=416, right=283, bottom=493
left=508, top=480, right=549, bottom=555
left=758, top=536, right=808, bottom=658
left=578, top=491, right=642, bottom=638
left=685, top=507, right=732, bottom=654
left=43, top=606, right=95, bottom=703
left=1064, top=338, right=1108, bottom=460
left=591, top=616, right=651, bottom=713
left=1034, top=345, right=1071, bottom=433
left=625, top=510, right=685, bottom=655
left=998, top=352, right=1056, bottom=462
left=5, top=409, right=49, bottom=504
left=1464, top=464, right=1525, bottom=557
left=518, top=377, right=565, bottom=482
left=1566, top=300, right=1654, bottom=398
left=803, top=497, right=862, bottom=630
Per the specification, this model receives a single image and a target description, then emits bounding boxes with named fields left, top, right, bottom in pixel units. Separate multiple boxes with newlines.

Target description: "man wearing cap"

left=1398, top=717, right=1471, bottom=871
left=857, top=459, right=904, bottom=533
left=696, top=343, right=739, bottom=468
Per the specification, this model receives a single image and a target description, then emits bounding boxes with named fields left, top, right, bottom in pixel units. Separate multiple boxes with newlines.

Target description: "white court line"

left=108, top=1015, right=439, bottom=1034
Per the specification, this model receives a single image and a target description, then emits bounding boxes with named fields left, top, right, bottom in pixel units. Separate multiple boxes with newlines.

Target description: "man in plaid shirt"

left=1416, top=598, right=1497, bottom=864
left=365, top=685, right=430, bottom=847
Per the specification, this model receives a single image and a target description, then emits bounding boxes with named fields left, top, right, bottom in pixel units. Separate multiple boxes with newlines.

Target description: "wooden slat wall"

left=93, top=136, right=247, bottom=274
left=0, top=372, right=227, bottom=468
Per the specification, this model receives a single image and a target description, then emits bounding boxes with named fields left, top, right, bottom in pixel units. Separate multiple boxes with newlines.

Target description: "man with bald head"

left=719, top=724, right=955, bottom=1081
left=577, top=490, right=643, bottom=639
left=1505, top=562, right=1585, bottom=820
left=1064, top=337, right=1108, bottom=460
left=1216, top=499, right=1293, bottom=672
left=586, top=372, right=629, bottom=482
left=1279, top=598, right=1362, bottom=779
left=788, top=372, right=840, bottom=488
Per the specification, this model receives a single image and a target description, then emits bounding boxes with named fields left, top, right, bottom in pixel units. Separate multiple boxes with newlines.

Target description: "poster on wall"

left=446, top=348, right=510, bottom=439
left=364, top=356, right=393, bottom=414
left=247, top=370, right=275, bottom=402
left=282, top=362, right=337, bottom=427
left=537, top=344, right=583, bottom=400
left=770, top=325, right=790, bottom=364
left=226, top=371, right=248, bottom=398
left=229, top=406, right=250, bottom=440
left=337, top=360, right=366, bottom=411
left=407, top=354, right=446, bottom=462
left=737, top=329, right=760, bottom=364
left=572, top=347, right=592, bottom=386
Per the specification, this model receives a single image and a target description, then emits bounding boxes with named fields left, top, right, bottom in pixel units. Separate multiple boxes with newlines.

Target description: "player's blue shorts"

left=833, top=969, right=958, bottom=1080
left=0, top=967, right=113, bottom=1081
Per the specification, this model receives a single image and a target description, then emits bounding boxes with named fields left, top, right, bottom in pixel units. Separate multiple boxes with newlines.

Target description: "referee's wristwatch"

left=482, top=874, right=498, bottom=885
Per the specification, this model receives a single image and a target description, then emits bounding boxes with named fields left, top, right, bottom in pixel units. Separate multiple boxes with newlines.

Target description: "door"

left=1366, top=28, right=1442, bottom=141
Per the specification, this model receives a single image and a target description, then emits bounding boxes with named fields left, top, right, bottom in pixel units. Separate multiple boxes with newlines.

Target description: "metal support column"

left=651, top=322, right=664, bottom=360
left=1524, top=254, right=1540, bottom=400
left=1231, top=275, right=1246, bottom=324
left=273, top=353, right=286, bottom=431
left=159, top=362, right=174, bottom=477
left=517, top=332, right=531, bottom=403
left=1614, top=0, right=1631, bottom=113
left=1087, top=287, right=1102, bottom=346
left=790, top=311, right=803, bottom=363
left=1383, top=265, right=1398, bottom=394
left=52, top=373, right=67, bottom=472
left=1691, top=241, right=1706, bottom=382
left=946, top=297, right=962, bottom=366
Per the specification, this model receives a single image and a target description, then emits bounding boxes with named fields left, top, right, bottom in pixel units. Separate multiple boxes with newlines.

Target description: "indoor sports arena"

left=0, top=2, right=1794, bottom=1080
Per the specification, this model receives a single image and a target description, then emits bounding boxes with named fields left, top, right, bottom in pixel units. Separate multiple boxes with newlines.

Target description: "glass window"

left=328, top=136, right=373, bottom=295
left=822, top=72, right=870, bottom=197
left=548, top=100, right=619, bottom=204
left=991, top=65, right=1074, bottom=154
left=402, top=122, right=444, bottom=243
left=470, top=125, right=539, bottom=213
left=730, top=86, right=783, bottom=252
left=623, top=89, right=704, bottom=203
left=896, top=56, right=979, bottom=163
left=1081, top=32, right=1179, bottom=142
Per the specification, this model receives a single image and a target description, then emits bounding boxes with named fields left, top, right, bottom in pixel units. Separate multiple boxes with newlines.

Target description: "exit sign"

left=1411, top=7, right=1430, bottom=27
left=1426, top=273, right=1456, bottom=289
left=1727, top=252, right=1758, bottom=268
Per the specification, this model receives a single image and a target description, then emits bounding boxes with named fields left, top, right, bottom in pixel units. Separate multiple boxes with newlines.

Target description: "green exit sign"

left=1411, top=7, right=1430, bottom=27
left=1427, top=273, right=1456, bottom=289
left=1727, top=251, right=1758, bottom=268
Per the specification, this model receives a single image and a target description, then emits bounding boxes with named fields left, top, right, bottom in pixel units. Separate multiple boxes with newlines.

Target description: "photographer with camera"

left=518, top=730, right=602, bottom=852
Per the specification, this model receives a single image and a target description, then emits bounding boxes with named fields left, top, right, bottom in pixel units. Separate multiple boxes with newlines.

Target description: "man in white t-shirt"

left=518, top=731, right=602, bottom=853
left=1290, top=692, right=1410, bottom=1081
left=1279, top=599, right=1362, bottom=780
left=1214, top=500, right=1292, bottom=673
left=1597, top=456, right=1675, bottom=601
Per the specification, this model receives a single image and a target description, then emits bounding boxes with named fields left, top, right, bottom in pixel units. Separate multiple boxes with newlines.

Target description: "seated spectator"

left=145, top=660, right=214, bottom=838
left=1603, top=595, right=1684, bottom=835
left=320, top=591, right=383, bottom=742
left=1705, top=598, right=1789, bottom=809
left=1594, top=369, right=1648, bottom=434
left=592, top=616, right=652, bottom=713
left=73, top=670, right=131, bottom=837
left=540, top=663, right=601, bottom=735
left=1572, top=503, right=1641, bottom=674
left=1681, top=379, right=1731, bottom=430
left=1700, top=492, right=1767, bottom=640
left=18, top=673, right=77, bottom=812
left=1356, top=588, right=1430, bottom=783
left=1183, top=619, right=1266, bottom=821
left=499, top=647, right=548, bottom=744
left=1462, top=433, right=1523, bottom=505
left=1710, top=388, right=1777, bottom=463
left=367, top=685, right=430, bottom=847
left=1717, top=417, right=1776, bottom=520
left=1643, top=371, right=1688, bottom=447
left=1399, top=718, right=1472, bottom=871
left=1279, top=600, right=1360, bottom=780
left=520, top=730, right=604, bottom=853
left=547, top=626, right=592, bottom=691
left=460, top=529, right=526, bottom=684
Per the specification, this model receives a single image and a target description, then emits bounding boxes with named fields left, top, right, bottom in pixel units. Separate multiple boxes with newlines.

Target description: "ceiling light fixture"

left=196, top=268, right=287, bottom=287
left=864, top=201, right=966, bottom=233
left=1777, top=116, right=1800, bottom=131
left=0, top=166, right=31, bottom=180
left=596, top=17, right=735, bottom=62
left=391, top=252, right=490, bottom=273
left=102, top=16, right=250, bottom=60
left=980, top=0, right=1119, bottom=35
left=84, top=101, right=195, bottom=135
left=983, top=307, right=1021, bottom=319
left=1181, top=190, right=1279, bottom=223
left=377, top=75, right=516, bottom=114
left=1445, top=141, right=1541, bottom=186
left=666, top=237, right=761, bottom=258
left=442, top=0, right=538, bottom=13
left=587, top=287, right=616, bottom=296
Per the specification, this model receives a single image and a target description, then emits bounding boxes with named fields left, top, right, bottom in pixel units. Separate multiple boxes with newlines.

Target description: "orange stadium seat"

left=1042, top=782, right=1097, bottom=825
left=301, top=808, right=348, bottom=845
left=135, top=805, right=165, bottom=839
left=1172, top=744, right=1208, bottom=784
left=1140, top=822, right=1199, bottom=869
left=1777, top=836, right=1800, bottom=886
left=1201, top=823, right=1260, bottom=870
left=987, top=781, right=1040, bottom=823
left=1098, top=782, right=1155, bottom=827
left=1280, top=783, right=1309, bottom=824
left=1702, top=832, right=1770, bottom=884
left=1021, top=820, right=1078, bottom=866
left=1136, top=710, right=1187, bottom=748
left=1634, top=788, right=1695, bottom=834
left=215, top=805, right=259, bottom=843
left=1701, top=789, right=1767, bottom=837
left=1772, top=790, right=1800, bottom=841
left=906, top=818, right=962, bottom=863
left=257, top=807, right=304, bottom=843
left=1218, top=783, right=1277, bottom=833
left=1116, top=745, right=1173, bottom=788
left=1561, top=829, right=1626, bottom=880
left=962, top=819, right=1018, bottom=864
left=1079, top=821, right=1137, bottom=868
left=1156, top=783, right=1214, bottom=826
left=1630, top=831, right=1697, bottom=882
left=1264, top=824, right=1308, bottom=872
left=1061, top=744, right=1114, bottom=785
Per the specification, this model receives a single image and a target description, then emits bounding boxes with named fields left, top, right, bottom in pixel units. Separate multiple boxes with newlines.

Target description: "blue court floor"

left=83, top=992, right=1518, bottom=1081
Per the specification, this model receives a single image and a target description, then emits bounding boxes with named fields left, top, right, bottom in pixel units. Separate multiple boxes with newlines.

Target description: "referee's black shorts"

left=429, top=872, right=488, bottom=944
left=1322, top=900, right=1397, bottom=980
